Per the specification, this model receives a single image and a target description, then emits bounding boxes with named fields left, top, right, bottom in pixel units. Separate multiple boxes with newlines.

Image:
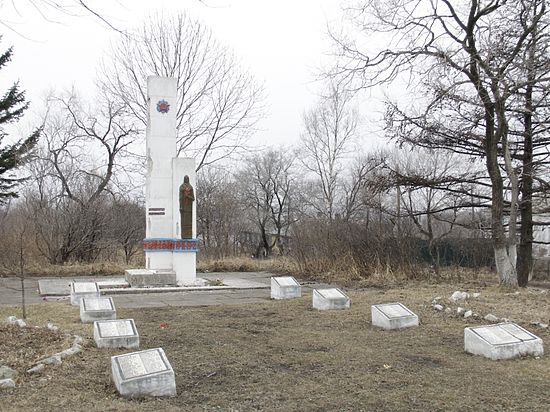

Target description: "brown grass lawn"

left=1, top=283, right=549, bottom=411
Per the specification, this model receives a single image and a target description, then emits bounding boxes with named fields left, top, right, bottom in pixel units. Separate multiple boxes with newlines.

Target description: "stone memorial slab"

left=80, top=297, right=116, bottom=323
left=70, top=282, right=100, bottom=306
left=111, top=348, right=176, bottom=398
left=125, top=269, right=177, bottom=288
left=271, top=276, right=301, bottom=300
left=371, top=303, right=419, bottom=330
left=312, top=288, right=350, bottom=310
left=464, top=322, right=544, bottom=360
left=94, top=319, right=139, bottom=349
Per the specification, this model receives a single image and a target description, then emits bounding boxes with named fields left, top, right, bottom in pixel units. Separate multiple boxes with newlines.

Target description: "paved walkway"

left=0, top=272, right=327, bottom=309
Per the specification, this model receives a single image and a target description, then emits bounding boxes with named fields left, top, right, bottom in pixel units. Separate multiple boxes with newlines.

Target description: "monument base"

left=143, top=238, right=198, bottom=286
left=125, top=269, right=177, bottom=288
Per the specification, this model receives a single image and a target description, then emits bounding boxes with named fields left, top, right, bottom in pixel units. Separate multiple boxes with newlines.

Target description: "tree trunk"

left=517, top=26, right=536, bottom=287
left=485, top=104, right=518, bottom=286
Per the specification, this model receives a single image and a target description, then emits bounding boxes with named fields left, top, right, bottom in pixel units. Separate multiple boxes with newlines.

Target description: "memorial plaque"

left=275, top=277, right=299, bottom=287
left=83, top=297, right=114, bottom=311
left=474, top=326, right=521, bottom=345
left=73, top=282, right=99, bottom=293
left=378, top=303, right=412, bottom=318
left=271, top=276, right=301, bottom=300
left=111, top=348, right=176, bottom=398
left=94, top=319, right=139, bottom=349
left=499, top=323, right=537, bottom=341
left=70, top=282, right=100, bottom=306
left=117, top=351, right=168, bottom=380
left=318, top=288, right=346, bottom=300
left=371, top=303, right=419, bottom=330
left=80, top=297, right=116, bottom=323
left=465, top=323, right=544, bottom=360
left=312, top=288, right=350, bottom=310
left=97, top=320, right=135, bottom=338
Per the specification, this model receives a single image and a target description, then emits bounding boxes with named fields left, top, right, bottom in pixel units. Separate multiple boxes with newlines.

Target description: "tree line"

left=2, top=3, right=550, bottom=288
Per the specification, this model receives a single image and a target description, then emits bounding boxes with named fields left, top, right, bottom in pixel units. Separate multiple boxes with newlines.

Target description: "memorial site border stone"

left=371, top=302, right=419, bottom=330
left=94, top=319, right=140, bottom=349
left=464, top=322, right=544, bottom=360
left=312, top=288, right=351, bottom=310
left=80, top=297, right=116, bottom=323
left=111, top=348, right=176, bottom=398
left=270, top=276, right=301, bottom=300
left=70, top=282, right=100, bottom=306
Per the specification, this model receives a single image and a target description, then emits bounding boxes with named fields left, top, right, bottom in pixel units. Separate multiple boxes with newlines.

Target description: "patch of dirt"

left=0, top=324, right=71, bottom=380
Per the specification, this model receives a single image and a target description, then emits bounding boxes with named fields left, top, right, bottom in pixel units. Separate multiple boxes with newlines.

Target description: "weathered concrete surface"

left=70, top=282, right=100, bottom=306
left=111, top=347, right=176, bottom=398
left=312, top=288, right=351, bottom=310
left=94, top=319, right=139, bottom=349
left=271, top=276, right=301, bottom=300
left=125, top=269, right=177, bottom=288
left=80, top=297, right=117, bottom=323
left=464, top=323, right=544, bottom=360
left=1, top=272, right=335, bottom=309
left=371, top=303, right=419, bottom=330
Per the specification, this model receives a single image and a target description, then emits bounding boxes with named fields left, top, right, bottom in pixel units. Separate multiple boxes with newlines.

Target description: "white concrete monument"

left=80, top=297, right=116, bottom=323
left=111, top=348, right=176, bottom=398
left=94, top=319, right=140, bottom=349
left=464, top=322, right=544, bottom=360
left=70, top=282, right=100, bottom=306
left=312, top=288, right=351, bottom=310
left=125, top=76, right=198, bottom=287
left=371, top=303, right=419, bottom=330
left=271, top=276, right=301, bottom=300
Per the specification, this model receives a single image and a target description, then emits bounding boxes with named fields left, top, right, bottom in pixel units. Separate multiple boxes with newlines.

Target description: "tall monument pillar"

left=126, top=76, right=197, bottom=287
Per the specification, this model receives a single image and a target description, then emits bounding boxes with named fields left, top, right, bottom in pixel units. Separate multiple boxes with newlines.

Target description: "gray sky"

left=1, top=0, right=387, bottom=149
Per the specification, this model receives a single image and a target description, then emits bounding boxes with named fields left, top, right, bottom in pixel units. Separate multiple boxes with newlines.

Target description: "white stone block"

left=111, top=348, right=176, bottom=398
left=80, top=297, right=116, bottom=323
left=125, top=269, right=176, bottom=287
left=70, top=282, right=100, bottom=306
left=312, top=288, right=350, bottom=310
left=94, top=319, right=140, bottom=349
left=173, top=252, right=197, bottom=286
left=271, top=276, right=301, bottom=300
left=371, top=303, right=419, bottom=330
left=464, top=322, right=544, bottom=360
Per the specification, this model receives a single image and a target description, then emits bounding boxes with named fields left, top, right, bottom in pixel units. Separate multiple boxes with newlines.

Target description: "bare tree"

left=27, top=91, right=138, bottom=263
left=196, top=166, right=246, bottom=258
left=238, top=148, right=296, bottom=258
left=98, top=12, right=264, bottom=171
left=300, top=81, right=358, bottom=221
left=331, top=0, right=547, bottom=286
left=0, top=1, right=123, bottom=34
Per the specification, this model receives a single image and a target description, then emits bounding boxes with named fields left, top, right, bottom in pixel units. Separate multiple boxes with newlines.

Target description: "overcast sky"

left=1, top=0, right=386, bottom=149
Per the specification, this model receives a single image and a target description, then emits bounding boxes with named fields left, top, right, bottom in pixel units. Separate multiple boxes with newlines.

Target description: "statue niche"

left=179, top=175, right=194, bottom=239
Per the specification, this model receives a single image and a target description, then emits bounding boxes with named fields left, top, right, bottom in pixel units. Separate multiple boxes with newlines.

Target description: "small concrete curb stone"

left=29, top=334, right=84, bottom=373
left=26, top=364, right=45, bottom=374
left=6, top=316, right=26, bottom=327
left=0, top=378, right=15, bottom=388
left=0, top=366, right=17, bottom=380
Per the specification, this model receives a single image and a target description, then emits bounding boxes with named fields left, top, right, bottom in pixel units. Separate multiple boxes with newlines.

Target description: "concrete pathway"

left=0, top=272, right=332, bottom=309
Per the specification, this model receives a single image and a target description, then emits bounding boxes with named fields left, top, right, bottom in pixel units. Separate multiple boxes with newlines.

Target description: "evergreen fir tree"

left=0, top=38, right=39, bottom=203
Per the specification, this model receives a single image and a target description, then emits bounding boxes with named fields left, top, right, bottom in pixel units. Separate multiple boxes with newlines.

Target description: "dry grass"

left=0, top=261, right=131, bottom=278
left=0, top=282, right=549, bottom=411
left=198, top=256, right=299, bottom=274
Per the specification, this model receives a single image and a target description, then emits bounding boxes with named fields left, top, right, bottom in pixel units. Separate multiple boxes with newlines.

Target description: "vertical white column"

left=145, top=76, right=177, bottom=270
